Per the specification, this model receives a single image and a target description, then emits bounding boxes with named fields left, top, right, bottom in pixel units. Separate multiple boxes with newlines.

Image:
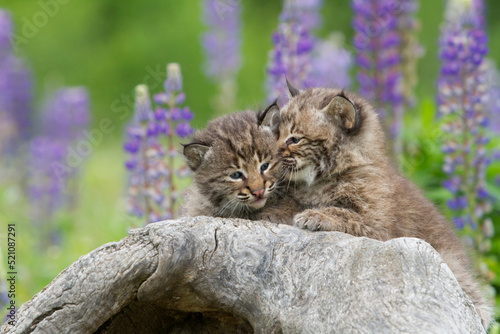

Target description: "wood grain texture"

left=2, top=217, right=485, bottom=334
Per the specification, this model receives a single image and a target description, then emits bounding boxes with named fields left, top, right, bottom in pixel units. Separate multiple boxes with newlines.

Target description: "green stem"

left=168, top=93, right=176, bottom=217
left=141, top=122, right=152, bottom=224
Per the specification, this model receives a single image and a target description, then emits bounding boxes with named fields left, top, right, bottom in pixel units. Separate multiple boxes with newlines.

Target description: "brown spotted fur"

left=181, top=110, right=300, bottom=224
left=261, top=86, right=493, bottom=328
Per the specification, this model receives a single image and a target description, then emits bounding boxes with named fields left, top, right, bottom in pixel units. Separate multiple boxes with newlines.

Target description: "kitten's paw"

left=294, top=210, right=329, bottom=231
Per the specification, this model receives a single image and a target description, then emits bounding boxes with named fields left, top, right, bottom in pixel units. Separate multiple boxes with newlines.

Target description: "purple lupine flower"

left=0, top=9, right=92, bottom=246
left=175, top=122, right=193, bottom=138
left=438, top=0, right=493, bottom=256
left=351, top=0, right=405, bottom=154
left=309, top=33, right=352, bottom=89
left=125, top=64, right=193, bottom=224
left=452, top=216, right=465, bottom=229
left=483, top=59, right=500, bottom=134
left=486, top=60, right=500, bottom=187
left=397, top=0, right=421, bottom=108
left=124, top=84, right=172, bottom=224
left=153, top=63, right=194, bottom=139
left=28, top=88, right=89, bottom=246
left=38, top=87, right=90, bottom=196
left=154, top=63, right=193, bottom=217
left=28, top=136, right=66, bottom=220
left=0, top=281, right=8, bottom=322
left=0, top=58, right=33, bottom=157
left=201, top=0, right=241, bottom=81
left=41, top=87, right=89, bottom=144
left=444, top=0, right=484, bottom=30
left=0, top=10, right=33, bottom=156
left=280, top=0, right=323, bottom=32
left=27, top=136, right=67, bottom=250
left=266, top=0, right=320, bottom=103
left=201, top=0, right=241, bottom=113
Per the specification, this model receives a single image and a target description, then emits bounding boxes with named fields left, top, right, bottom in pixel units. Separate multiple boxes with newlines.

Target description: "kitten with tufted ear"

left=286, top=78, right=301, bottom=98
left=258, top=99, right=280, bottom=131
left=321, top=93, right=361, bottom=135
left=182, top=143, right=210, bottom=171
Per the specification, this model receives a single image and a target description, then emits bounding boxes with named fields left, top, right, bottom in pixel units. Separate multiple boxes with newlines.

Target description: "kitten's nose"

left=251, top=187, right=265, bottom=199
left=279, top=146, right=291, bottom=157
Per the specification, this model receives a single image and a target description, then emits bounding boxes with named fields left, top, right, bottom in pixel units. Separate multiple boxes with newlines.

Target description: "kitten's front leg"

left=294, top=207, right=391, bottom=240
left=256, top=197, right=302, bottom=225
left=257, top=208, right=293, bottom=225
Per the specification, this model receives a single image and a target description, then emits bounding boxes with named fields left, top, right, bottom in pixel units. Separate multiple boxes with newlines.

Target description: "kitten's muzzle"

left=251, top=187, right=265, bottom=199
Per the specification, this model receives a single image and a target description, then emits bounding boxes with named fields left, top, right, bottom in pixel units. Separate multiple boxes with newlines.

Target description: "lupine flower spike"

left=0, top=9, right=33, bottom=171
left=154, top=63, right=194, bottom=219
left=266, top=0, right=320, bottom=104
left=483, top=59, right=500, bottom=134
left=279, top=0, right=323, bottom=32
left=124, top=64, right=193, bottom=225
left=397, top=0, right=421, bottom=108
left=437, top=0, right=494, bottom=283
left=124, top=85, right=171, bottom=224
left=201, top=0, right=241, bottom=114
left=28, top=88, right=89, bottom=246
left=352, top=0, right=405, bottom=154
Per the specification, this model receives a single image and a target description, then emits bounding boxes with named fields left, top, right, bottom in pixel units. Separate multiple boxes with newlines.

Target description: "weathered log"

left=2, top=217, right=484, bottom=333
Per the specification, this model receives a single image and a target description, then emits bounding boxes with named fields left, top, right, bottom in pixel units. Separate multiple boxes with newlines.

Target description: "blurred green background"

left=2, top=0, right=500, bottom=320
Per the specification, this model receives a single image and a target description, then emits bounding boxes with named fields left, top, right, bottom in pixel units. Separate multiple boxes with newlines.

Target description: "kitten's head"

left=183, top=111, right=282, bottom=216
left=259, top=83, right=385, bottom=184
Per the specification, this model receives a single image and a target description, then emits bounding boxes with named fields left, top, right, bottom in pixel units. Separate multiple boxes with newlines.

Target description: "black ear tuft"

left=286, top=78, right=300, bottom=98
left=258, top=99, right=279, bottom=126
left=338, top=90, right=349, bottom=100
left=258, top=99, right=280, bottom=132
left=182, top=142, right=210, bottom=171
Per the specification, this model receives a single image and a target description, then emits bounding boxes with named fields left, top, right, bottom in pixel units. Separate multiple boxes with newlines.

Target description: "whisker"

left=230, top=201, right=239, bottom=218
left=218, top=198, right=238, bottom=217
left=287, top=166, right=294, bottom=192
left=293, top=168, right=299, bottom=193
left=217, top=200, right=232, bottom=216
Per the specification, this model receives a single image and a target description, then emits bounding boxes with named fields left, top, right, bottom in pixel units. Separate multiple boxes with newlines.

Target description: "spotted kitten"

left=259, top=83, right=492, bottom=328
left=181, top=110, right=299, bottom=224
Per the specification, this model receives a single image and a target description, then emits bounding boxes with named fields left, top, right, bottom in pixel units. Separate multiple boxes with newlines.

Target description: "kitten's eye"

left=260, top=163, right=269, bottom=171
left=286, top=137, right=301, bottom=145
left=230, top=171, right=243, bottom=179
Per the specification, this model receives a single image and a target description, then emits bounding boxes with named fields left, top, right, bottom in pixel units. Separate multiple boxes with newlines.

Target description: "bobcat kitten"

left=260, top=83, right=492, bottom=328
left=181, top=110, right=299, bottom=224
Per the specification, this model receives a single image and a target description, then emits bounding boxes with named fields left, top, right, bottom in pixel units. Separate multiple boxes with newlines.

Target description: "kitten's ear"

left=286, top=78, right=300, bottom=98
left=258, top=99, right=280, bottom=129
left=182, top=143, right=210, bottom=171
left=321, top=94, right=359, bottom=133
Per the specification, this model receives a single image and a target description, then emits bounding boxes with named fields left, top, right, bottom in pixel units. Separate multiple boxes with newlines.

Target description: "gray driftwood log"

left=2, top=217, right=484, bottom=333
